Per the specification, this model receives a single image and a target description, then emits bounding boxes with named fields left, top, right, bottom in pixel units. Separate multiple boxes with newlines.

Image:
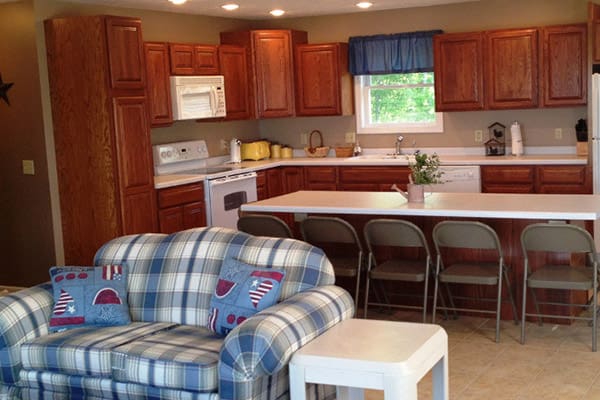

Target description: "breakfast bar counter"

left=241, top=190, right=600, bottom=221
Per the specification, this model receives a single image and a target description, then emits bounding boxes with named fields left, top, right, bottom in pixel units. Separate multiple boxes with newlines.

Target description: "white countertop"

left=240, top=190, right=600, bottom=220
left=154, top=153, right=587, bottom=189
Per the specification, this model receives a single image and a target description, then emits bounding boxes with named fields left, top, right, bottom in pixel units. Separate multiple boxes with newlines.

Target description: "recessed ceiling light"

left=356, top=2, right=373, bottom=9
left=168, top=0, right=187, bottom=4
left=221, top=3, right=239, bottom=11
left=270, top=9, right=285, bottom=17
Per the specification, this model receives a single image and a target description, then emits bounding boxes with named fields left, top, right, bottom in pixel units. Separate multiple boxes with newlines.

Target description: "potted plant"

left=406, top=151, right=443, bottom=202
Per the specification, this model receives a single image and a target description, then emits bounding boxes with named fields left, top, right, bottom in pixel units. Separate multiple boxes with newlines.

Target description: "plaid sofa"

left=0, top=227, right=354, bottom=399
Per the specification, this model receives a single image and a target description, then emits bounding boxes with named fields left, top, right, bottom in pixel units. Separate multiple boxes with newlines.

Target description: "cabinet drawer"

left=481, top=165, right=534, bottom=183
left=339, top=166, right=410, bottom=184
left=537, top=166, right=586, bottom=185
left=158, top=183, right=204, bottom=208
left=305, top=166, right=337, bottom=183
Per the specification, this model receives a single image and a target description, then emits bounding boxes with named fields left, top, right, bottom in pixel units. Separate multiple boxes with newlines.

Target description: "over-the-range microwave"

left=170, top=75, right=226, bottom=120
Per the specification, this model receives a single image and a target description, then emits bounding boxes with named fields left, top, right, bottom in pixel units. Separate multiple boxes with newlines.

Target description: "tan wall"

left=0, top=0, right=55, bottom=286
left=258, top=0, right=588, bottom=150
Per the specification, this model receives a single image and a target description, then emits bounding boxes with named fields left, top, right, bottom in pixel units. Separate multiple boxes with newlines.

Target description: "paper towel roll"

left=511, top=121, right=523, bottom=156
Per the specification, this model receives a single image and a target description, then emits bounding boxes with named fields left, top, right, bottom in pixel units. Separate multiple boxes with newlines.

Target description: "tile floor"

left=361, top=309, right=600, bottom=400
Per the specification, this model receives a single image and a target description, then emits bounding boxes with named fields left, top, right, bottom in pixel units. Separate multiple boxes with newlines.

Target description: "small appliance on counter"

left=230, top=138, right=241, bottom=163
left=510, top=121, right=524, bottom=156
left=241, top=140, right=270, bottom=160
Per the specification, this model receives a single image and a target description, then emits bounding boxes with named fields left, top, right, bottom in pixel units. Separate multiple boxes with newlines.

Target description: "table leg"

left=432, top=353, right=449, bottom=400
left=289, top=363, right=307, bottom=400
left=337, top=386, right=364, bottom=400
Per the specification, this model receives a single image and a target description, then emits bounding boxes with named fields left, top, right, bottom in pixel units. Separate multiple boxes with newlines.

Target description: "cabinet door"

left=219, top=45, right=252, bottom=120
left=123, top=190, right=159, bottom=234
left=305, top=166, right=337, bottom=190
left=169, top=43, right=195, bottom=75
left=183, top=201, right=207, bottom=228
left=194, top=45, right=219, bottom=74
left=144, top=42, right=173, bottom=126
left=105, top=17, right=145, bottom=90
left=266, top=168, right=284, bottom=197
left=485, top=29, right=538, bottom=109
left=541, top=24, right=587, bottom=107
left=252, top=31, right=296, bottom=118
left=536, top=165, right=591, bottom=194
left=282, top=166, right=304, bottom=193
left=434, top=32, right=485, bottom=111
left=159, top=206, right=184, bottom=234
left=481, top=165, right=535, bottom=193
left=295, top=43, right=347, bottom=116
left=112, top=96, right=158, bottom=232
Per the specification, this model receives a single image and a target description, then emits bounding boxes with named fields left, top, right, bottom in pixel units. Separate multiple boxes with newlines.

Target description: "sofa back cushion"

left=93, top=227, right=335, bottom=326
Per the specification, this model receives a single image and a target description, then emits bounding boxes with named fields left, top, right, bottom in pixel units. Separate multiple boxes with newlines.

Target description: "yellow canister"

left=281, top=147, right=293, bottom=159
left=270, top=144, right=281, bottom=158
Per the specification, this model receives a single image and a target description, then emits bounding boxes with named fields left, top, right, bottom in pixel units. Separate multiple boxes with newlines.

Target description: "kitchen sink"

left=345, top=154, right=416, bottom=162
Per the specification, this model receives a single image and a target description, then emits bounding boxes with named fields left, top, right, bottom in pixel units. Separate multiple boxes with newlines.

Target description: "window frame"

left=354, top=74, right=444, bottom=134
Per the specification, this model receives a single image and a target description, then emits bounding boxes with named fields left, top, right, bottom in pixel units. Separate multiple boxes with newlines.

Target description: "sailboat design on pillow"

left=53, top=289, right=74, bottom=315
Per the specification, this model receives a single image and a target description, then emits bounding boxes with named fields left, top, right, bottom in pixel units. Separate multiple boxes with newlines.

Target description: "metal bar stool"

left=237, top=214, right=294, bottom=238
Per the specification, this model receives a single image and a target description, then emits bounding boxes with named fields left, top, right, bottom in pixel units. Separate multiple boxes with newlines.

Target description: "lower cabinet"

left=482, top=165, right=591, bottom=194
left=338, top=166, right=411, bottom=191
left=304, top=166, right=337, bottom=190
left=157, top=183, right=206, bottom=234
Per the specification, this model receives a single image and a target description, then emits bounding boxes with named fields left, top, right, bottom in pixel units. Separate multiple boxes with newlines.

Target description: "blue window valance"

left=348, top=30, right=443, bottom=75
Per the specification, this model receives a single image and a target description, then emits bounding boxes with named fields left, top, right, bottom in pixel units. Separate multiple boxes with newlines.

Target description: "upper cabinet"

left=294, top=43, right=353, bottom=116
left=485, top=28, right=538, bottom=109
left=590, top=2, right=600, bottom=63
left=169, top=43, right=219, bottom=75
left=105, top=17, right=146, bottom=89
left=434, top=23, right=586, bottom=112
left=218, top=44, right=252, bottom=120
left=434, top=32, right=485, bottom=111
left=540, top=24, right=587, bottom=107
left=144, top=42, right=173, bottom=126
left=221, top=29, right=308, bottom=119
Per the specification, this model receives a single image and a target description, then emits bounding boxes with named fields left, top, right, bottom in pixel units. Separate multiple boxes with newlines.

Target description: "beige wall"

left=258, top=0, right=588, bottom=150
left=1, top=0, right=55, bottom=286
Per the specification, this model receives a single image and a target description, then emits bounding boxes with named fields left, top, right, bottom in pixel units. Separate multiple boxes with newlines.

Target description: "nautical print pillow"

left=48, top=265, right=130, bottom=332
left=207, top=257, right=285, bottom=336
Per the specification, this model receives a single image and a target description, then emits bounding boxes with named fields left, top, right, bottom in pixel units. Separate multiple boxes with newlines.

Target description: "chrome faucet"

left=395, top=135, right=404, bottom=155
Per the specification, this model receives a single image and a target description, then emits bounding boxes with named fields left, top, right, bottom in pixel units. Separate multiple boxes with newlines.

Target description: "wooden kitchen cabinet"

left=434, top=32, right=485, bottom=111
left=540, top=24, right=587, bottom=107
left=266, top=168, right=285, bottom=197
left=590, top=2, right=600, bottom=63
left=45, top=15, right=158, bottom=265
left=144, top=42, right=173, bottom=126
left=218, top=44, right=252, bottom=120
left=169, top=43, right=219, bottom=75
left=294, top=43, right=353, bottom=116
left=256, top=170, right=268, bottom=200
left=485, top=28, right=538, bottom=109
left=304, top=166, right=338, bottom=190
left=536, top=165, right=591, bottom=194
left=338, top=166, right=411, bottom=192
left=157, top=183, right=206, bottom=233
left=481, top=165, right=535, bottom=193
left=281, top=166, right=305, bottom=193
left=220, top=29, right=308, bottom=119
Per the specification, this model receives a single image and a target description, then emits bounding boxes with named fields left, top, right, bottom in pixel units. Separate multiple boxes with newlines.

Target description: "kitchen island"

left=241, top=191, right=600, bottom=322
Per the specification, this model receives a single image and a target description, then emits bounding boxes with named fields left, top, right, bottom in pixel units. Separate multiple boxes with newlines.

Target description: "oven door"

left=205, top=172, right=258, bottom=229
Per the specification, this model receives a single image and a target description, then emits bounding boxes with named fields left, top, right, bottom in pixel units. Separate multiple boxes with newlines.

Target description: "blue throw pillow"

left=49, top=265, right=130, bottom=332
left=207, top=258, right=286, bottom=336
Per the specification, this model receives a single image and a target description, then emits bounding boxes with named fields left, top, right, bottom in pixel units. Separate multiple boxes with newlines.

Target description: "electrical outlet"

left=554, top=128, right=563, bottom=140
left=300, top=133, right=308, bottom=145
left=474, top=130, right=483, bottom=143
left=345, top=132, right=356, bottom=143
left=22, top=160, right=35, bottom=175
left=220, top=139, right=230, bottom=152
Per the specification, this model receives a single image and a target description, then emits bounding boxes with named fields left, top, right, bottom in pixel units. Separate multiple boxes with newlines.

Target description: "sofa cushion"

left=207, top=257, right=285, bottom=336
left=111, top=325, right=223, bottom=392
left=21, top=322, right=175, bottom=377
left=48, top=265, right=130, bottom=332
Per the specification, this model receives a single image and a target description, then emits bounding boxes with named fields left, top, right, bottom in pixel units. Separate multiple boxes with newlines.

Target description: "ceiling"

left=59, top=0, right=479, bottom=20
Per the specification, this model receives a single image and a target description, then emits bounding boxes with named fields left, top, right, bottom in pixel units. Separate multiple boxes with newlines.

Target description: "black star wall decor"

left=0, top=74, right=15, bottom=106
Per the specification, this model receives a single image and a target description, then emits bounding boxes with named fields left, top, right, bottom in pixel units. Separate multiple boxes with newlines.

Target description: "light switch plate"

left=345, top=132, right=356, bottom=143
left=22, top=160, right=35, bottom=175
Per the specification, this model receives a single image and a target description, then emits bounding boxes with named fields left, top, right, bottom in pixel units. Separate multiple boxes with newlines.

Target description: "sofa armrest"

left=218, top=285, right=354, bottom=400
left=0, top=283, right=53, bottom=384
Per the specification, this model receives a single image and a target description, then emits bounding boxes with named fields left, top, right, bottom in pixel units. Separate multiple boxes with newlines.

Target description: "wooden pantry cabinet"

left=220, top=29, right=308, bottom=119
left=157, top=183, right=206, bottom=233
left=168, top=43, right=219, bottom=75
left=294, top=43, right=353, bottom=116
left=45, top=15, right=158, bottom=265
left=144, top=42, right=173, bottom=126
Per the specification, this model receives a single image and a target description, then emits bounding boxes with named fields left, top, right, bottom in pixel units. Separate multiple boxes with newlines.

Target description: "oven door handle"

left=209, top=172, right=257, bottom=186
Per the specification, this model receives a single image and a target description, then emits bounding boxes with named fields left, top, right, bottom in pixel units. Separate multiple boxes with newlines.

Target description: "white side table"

left=289, top=319, right=448, bottom=400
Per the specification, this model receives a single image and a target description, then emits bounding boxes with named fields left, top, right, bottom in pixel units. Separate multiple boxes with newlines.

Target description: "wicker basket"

left=304, top=130, right=330, bottom=158
left=335, top=146, right=354, bottom=157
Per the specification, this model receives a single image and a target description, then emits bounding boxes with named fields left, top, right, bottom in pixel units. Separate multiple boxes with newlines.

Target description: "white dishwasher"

left=433, top=166, right=481, bottom=193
